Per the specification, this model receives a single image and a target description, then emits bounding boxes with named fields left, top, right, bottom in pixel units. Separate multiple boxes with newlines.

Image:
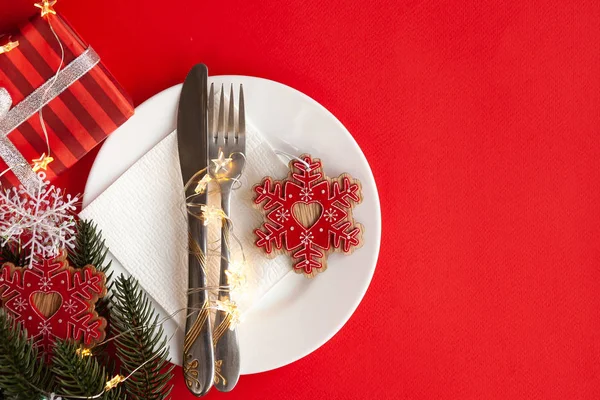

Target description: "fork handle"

left=183, top=203, right=215, bottom=396
left=214, top=188, right=241, bottom=392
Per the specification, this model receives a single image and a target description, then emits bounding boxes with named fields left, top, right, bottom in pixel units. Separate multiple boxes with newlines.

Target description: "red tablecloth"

left=3, top=1, right=600, bottom=399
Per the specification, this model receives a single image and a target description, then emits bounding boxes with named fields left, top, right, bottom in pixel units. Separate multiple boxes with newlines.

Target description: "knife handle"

left=213, top=188, right=241, bottom=392
left=183, top=204, right=215, bottom=397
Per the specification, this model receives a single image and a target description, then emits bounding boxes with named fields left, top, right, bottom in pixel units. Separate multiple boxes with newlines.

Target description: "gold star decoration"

left=225, top=260, right=247, bottom=291
left=32, top=153, right=54, bottom=172
left=200, top=205, right=225, bottom=227
left=215, top=299, right=242, bottom=330
left=225, top=269, right=247, bottom=291
left=0, top=39, right=19, bottom=55
left=34, top=0, right=57, bottom=18
left=211, top=149, right=232, bottom=174
left=105, top=375, right=124, bottom=392
left=194, top=174, right=212, bottom=194
left=75, top=347, right=93, bottom=358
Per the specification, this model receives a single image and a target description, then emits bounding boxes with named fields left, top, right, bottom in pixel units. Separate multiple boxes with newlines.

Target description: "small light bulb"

left=32, top=153, right=54, bottom=172
left=105, top=375, right=125, bottom=391
left=211, top=149, right=233, bottom=175
left=194, top=175, right=212, bottom=194
left=215, top=299, right=242, bottom=330
left=76, top=347, right=92, bottom=358
left=226, top=260, right=248, bottom=291
left=34, top=0, right=57, bottom=17
left=200, top=205, right=224, bottom=226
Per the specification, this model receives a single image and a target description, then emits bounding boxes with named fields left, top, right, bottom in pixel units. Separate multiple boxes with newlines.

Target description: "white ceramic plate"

left=83, top=76, right=381, bottom=374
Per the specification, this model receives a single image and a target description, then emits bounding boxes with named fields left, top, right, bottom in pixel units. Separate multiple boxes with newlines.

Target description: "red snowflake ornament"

left=254, top=154, right=364, bottom=277
left=0, top=250, right=107, bottom=356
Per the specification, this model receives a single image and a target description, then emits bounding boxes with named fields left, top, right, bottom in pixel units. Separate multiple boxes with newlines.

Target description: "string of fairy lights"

left=1, top=1, right=248, bottom=398
left=2, top=2, right=313, bottom=398
left=17, top=165, right=250, bottom=399
left=0, top=0, right=58, bottom=182
left=18, top=160, right=251, bottom=399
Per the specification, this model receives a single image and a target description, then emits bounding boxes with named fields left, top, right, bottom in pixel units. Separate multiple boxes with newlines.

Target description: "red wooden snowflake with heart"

left=254, top=154, right=364, bottom=277
left=0, top=250, right=107, bottom=357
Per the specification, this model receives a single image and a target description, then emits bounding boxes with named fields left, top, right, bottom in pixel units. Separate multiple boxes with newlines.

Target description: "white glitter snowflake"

left=63, top=299, right=78, bottom=314
left=324, top=208, right=338, bottom=222
left=13, top=297, right=27, bottom=312
left=275, top=208, right=290, bottom=222
left=300, top=231, right=314, bottom=245
left=0, top=174, right=78, bottom=268
left=38, top=320, right=52, bottom=335
left=38, top=276, right=53, bottom=291
left=300, top=188, right=313, bottom=202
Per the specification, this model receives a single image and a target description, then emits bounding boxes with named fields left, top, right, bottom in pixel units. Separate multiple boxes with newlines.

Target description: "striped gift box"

left=0, top=13, right=134, bottom=187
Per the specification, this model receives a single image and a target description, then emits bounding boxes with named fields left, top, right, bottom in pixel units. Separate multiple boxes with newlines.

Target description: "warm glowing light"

left=225, top=260, right=247, bottom=291
left=225, top=269, right=246, bottom=291
left=105, top=375, right=124, bottom=391
left=194, top=174, right=212, bottom=194
left=0, top=39, right=19, bottom=55
left=215, top=299, right=242, bottom=330
left=211, top=149, right=232, bottom=174
left=32, top=153, right=54, bottom=172
left=76, top=347, right=92, bottom=358
left=34, top=0, right=57, bottom=17
left=200, top=205, right=225, bottom=226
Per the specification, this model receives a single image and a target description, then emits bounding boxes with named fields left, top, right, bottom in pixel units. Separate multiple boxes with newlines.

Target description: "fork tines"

left=208, top=83, right=245, bottom=146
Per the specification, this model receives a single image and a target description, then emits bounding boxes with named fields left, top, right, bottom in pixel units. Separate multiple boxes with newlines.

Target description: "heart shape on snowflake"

left=292, top=202, right=323, bottom=229
left=1, top=252, right=108, bottom=356
left=30, top=291, right=63, bottom=320
left=254, top=154, right=364, bottom=277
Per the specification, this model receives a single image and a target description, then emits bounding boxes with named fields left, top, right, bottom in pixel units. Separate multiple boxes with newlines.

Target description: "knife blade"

left=177, top=63, right=215, bottom=396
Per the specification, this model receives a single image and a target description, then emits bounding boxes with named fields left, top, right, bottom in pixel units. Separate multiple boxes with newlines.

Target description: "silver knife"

left=177, top=63, right=215, bottom=396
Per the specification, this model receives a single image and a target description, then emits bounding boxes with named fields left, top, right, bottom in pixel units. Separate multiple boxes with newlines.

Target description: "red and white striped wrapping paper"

left=0, top=13, right=134, bottom=186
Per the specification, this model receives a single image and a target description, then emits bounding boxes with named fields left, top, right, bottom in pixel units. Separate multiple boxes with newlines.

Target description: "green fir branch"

left=68, top=220, right=115, bottom=358
left=69, top=219, right=113, bottom=274
left=68, top=219, right=114, bottom=316
left=111, top=276, right=174, bottom=400
left=0, top=309, right=54, bottom=399
left=51, top=339, right=124, bottom=400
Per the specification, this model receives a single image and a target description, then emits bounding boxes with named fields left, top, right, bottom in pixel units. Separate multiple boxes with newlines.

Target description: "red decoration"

left=0, top=250, right=107, bottom=355
left=254, top=154, right=364, bottom=277
left=0, top=13, right=134, bottom=187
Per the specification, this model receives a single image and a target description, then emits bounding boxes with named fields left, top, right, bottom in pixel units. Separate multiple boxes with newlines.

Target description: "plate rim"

left=83, top=75, right=382, bottom=374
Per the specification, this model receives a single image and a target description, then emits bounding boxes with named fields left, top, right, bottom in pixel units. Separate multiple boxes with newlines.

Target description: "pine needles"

left=68, top=219, right=114, bottom=315
left=52, top=340, right=123, bottom=400
left=69, top=220, right=114, bottom=357
left=0, top=309, right=53, bottom=399
left=68, top=220, right=112, bottom=274
left=111, top=276, right=174, bottom=400
left=0, top=220, right=175, bottom=399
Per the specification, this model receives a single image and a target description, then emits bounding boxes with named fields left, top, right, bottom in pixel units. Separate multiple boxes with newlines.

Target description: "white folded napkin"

left=80, top=103, right=292, bottom=330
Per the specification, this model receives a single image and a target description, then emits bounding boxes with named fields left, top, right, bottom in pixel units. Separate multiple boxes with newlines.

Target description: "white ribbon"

left=0, top=47, right=100, bottom=190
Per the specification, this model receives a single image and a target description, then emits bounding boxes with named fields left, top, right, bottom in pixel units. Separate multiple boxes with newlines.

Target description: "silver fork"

left=208, top=83, right=245, bottom=392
